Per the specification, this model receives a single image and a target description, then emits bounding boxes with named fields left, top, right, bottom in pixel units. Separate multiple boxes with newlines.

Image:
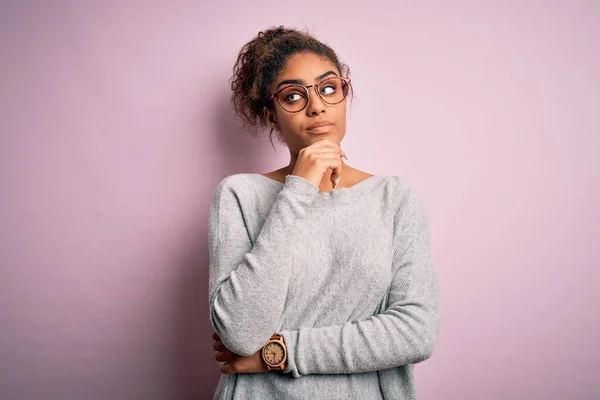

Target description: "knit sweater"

left=208, top=173, right=439, bottom=400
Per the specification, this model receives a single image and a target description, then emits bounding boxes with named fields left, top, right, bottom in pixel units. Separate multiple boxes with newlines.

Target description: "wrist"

left=261, top=334, right=287, bottom=371
left=259, top=353, right=270, bottom=372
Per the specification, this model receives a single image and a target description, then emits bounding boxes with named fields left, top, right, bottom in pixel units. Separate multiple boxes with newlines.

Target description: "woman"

left=208, top=26, right=439, bottom=400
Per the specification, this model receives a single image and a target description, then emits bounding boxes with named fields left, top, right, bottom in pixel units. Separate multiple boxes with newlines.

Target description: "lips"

left=306, top=121, right=334, bottom=133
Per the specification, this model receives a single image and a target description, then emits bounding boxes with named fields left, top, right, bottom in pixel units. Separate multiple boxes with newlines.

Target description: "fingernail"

left=342, top=154, right=348, bottom=161
left=333, top=176, right=341, bottom=189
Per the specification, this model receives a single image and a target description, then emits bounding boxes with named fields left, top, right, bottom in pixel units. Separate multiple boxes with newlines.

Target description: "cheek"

left=334, top=108, right=347, bottom=131
left=280, top=115, right=303, bottom=133
left=277, top=117, right=304, bottom=145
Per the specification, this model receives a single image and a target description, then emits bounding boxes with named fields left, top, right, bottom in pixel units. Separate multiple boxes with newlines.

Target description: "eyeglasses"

left=269, top=77, right=351, bottom=113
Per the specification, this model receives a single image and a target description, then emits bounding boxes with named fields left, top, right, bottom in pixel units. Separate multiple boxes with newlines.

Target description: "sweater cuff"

left=279, top=329, right=301, bottom=378
left=282, top=175, right=319, bottom=203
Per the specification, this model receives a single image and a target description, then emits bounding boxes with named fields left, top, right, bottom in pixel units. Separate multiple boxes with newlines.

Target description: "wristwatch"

left=261, top=334, right=287, bottom=371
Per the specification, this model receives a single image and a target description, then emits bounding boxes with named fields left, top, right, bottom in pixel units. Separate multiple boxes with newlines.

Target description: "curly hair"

left=229, top=25, right=351, bottom=146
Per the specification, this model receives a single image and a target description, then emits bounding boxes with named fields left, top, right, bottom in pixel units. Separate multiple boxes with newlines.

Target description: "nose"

left=305, top=86, right=326, bottom=115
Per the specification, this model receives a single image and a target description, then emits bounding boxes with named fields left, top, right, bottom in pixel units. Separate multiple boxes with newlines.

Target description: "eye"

left=284, top=92, right=303, bottom=103
left=279, top=86, right=306, bottom=104
left=320, top=84, right=336, bottom=95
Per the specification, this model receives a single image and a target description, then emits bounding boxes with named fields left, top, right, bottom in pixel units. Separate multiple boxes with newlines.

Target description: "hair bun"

left=259, top=26, right=287, bottom=44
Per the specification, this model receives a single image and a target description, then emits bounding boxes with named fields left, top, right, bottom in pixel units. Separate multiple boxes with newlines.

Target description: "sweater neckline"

left=256, top=173, right=385, bottom=206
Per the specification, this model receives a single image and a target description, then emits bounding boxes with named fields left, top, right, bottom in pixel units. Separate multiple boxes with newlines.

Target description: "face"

left=264, top=52, right=349, bottom=152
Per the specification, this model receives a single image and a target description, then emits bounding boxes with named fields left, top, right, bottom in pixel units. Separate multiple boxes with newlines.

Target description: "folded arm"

left=208, top=175, right=319, bottom=356
left=279, top=189, right=439, bottom=377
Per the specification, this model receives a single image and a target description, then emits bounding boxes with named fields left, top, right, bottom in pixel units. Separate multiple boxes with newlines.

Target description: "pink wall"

left=1, top=1, right=598, bottom=399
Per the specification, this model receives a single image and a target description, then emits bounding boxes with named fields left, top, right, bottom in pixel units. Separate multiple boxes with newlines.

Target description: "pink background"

left=1, top=1, right=598, bottom=399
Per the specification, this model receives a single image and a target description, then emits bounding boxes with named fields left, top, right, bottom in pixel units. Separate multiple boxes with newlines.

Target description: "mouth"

left=306, top=121, right=334, bottom=134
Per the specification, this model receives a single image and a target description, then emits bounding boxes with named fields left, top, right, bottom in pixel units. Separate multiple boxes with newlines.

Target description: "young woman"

left=208, top=26, right=439, bottom=400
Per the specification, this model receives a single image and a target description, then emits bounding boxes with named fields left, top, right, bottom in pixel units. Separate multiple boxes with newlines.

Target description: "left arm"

left=279, top=189, right=439, bottom=378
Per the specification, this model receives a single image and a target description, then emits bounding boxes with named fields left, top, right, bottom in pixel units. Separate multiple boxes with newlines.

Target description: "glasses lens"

left=277, top=85, right=308, bottom=112
left=318, top=77, right=349, bottom=104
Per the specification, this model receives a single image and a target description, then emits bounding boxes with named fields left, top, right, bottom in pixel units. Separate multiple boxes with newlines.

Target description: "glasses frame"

left=268, top=76, right=352, bottom=113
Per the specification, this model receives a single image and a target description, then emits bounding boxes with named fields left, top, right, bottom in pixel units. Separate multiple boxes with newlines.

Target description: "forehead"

left=277, top=52, right=339, bottom=82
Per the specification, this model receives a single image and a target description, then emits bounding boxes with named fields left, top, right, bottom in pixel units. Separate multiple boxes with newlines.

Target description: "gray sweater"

left=208, top=173, right=439, bottom=399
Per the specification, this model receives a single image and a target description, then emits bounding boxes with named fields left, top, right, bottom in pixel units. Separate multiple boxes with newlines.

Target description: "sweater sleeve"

left=208, top=174, right=319, bottom=357
left=279, top=188, right=439, bottom=377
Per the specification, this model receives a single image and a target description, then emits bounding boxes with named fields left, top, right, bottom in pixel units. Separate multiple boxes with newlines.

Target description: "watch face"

left=263, top=342, right=285, bottom=365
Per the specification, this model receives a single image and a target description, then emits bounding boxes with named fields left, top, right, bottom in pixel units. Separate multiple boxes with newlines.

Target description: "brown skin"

left=212, top=332, right=268, bottom=374
left=263, top=52, right=374, bottom=190
left=213, top=52, right=374, bottom=374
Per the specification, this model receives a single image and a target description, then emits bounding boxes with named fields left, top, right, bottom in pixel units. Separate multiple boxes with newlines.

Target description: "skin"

left=212, top=331, right=268, bottom=374
left=262, top=52, right=374, bottom=191
left=213, top=51, right=375, bottom=374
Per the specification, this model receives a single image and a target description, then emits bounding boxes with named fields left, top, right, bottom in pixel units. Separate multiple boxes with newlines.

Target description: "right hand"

left=291, top=139, right=347, bottom=188
left=212, top=331, right=268, bottom=374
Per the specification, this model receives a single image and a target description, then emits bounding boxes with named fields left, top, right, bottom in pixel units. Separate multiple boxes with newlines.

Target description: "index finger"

left=308, top=138, right=340, bottom=149
left=304, top=138, right=346, bottom=158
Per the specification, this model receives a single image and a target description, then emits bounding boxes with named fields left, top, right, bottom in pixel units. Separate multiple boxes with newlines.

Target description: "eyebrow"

left=276, top=70, right=338, bottom=90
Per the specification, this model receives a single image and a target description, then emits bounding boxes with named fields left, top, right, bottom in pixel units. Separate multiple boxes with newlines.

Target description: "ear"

left=263, top=106, right=278, bottom=127
left=264, top=106, right=277, bottom=121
